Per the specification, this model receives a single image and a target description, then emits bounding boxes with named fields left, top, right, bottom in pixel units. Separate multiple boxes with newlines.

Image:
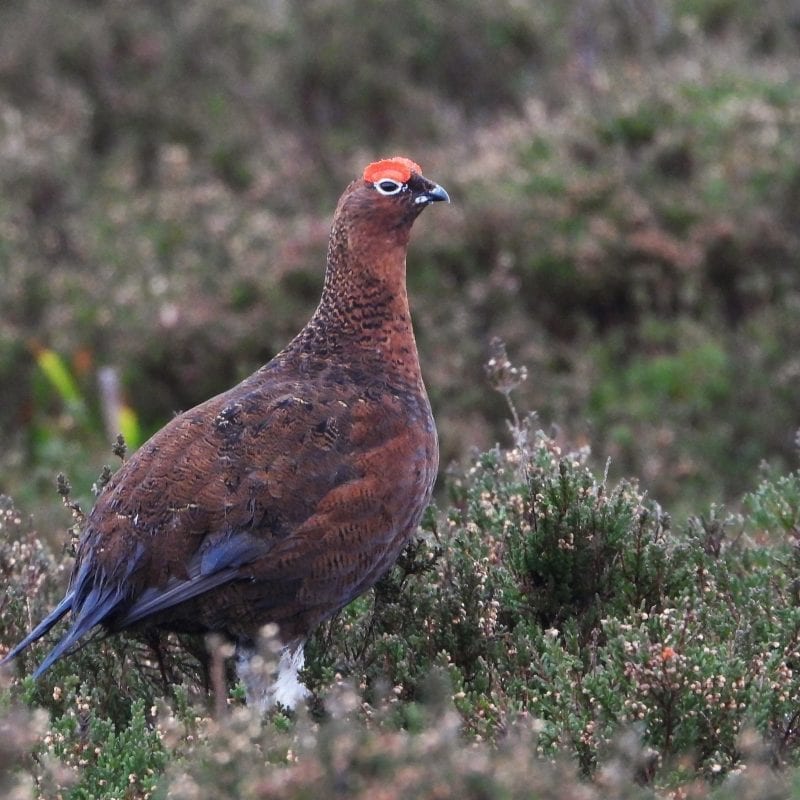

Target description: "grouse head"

left=362, top=156, right=450, bottom=212
left=332, top=157, right=449, bottom=251
left=316, top=157, right=449, bottom=340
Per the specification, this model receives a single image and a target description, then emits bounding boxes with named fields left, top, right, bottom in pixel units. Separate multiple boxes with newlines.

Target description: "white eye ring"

left=374, top=179, right=404, bottom=196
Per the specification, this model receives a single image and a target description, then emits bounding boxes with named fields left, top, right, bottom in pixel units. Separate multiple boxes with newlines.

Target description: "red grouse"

left=2, top=157, right=448, bottom=710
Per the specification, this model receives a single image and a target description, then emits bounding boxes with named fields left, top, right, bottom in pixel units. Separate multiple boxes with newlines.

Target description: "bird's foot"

left=235, top=638, right=309, bottom=713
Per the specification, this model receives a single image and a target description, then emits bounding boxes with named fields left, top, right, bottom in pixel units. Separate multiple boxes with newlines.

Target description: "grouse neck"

left=290, top=213, right=423, bottom=386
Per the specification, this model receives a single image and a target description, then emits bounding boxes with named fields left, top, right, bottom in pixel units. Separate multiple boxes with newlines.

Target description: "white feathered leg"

left=235, top=639, right=310, bottom=713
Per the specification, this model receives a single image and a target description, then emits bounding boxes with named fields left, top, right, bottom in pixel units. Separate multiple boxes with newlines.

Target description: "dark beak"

left=426, top=183, right=450, bottom=203
left=415, top=182, right=450, bottom=206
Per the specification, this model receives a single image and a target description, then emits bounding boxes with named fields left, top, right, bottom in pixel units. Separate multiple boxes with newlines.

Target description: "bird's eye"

left=374, top=179, right=404, bottom=196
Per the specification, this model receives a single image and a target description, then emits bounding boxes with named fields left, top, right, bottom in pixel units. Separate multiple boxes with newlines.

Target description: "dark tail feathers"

left=1, top=583, right=127, bottom=679
left=1, top=591, right=74, bottom=669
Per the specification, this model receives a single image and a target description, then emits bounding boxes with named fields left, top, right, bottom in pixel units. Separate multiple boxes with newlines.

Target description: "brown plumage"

left=2, top=156, right=448, bottom=709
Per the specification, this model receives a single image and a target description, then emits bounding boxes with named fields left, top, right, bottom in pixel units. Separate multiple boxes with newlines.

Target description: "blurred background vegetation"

left=1, top=0, right=799, bottom=526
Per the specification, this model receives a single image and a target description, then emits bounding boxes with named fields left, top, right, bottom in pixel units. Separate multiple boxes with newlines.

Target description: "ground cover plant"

left=2, top=365, right=800, bottom=797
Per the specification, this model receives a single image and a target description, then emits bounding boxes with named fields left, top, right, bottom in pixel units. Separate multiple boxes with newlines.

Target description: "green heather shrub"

left=4, top=401, right=800, bottom=797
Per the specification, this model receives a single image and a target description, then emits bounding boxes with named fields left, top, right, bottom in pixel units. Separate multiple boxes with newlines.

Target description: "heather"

left=2, top=1, right=800, bottom=797
left=4, top=409, right=800, bottom=798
